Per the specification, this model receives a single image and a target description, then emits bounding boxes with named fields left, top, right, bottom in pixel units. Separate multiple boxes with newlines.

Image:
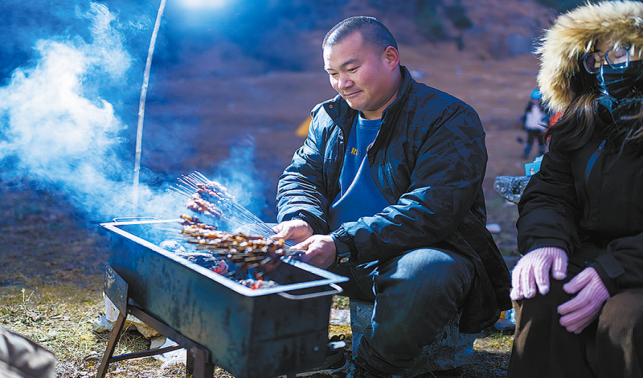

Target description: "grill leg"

left=186, top=350, right=193, bottom=376
left=186, top=346, right=215, bottom=378
left=97, top=312, right=127, bottom=378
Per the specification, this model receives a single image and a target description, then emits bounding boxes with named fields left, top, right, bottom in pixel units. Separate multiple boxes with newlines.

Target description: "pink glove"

left=510, top=246, right=568, bottom=300
left=558, top=267, right=610, bottom=334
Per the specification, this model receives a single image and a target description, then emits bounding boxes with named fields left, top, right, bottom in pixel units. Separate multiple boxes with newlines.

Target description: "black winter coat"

left=277, top=66, right=511, bottom=333
left=518, top=138, right=643, bottom=295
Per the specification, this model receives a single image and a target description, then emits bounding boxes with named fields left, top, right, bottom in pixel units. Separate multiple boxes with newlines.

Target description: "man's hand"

left=510, top=246, right=568, bottom=300
left=292, top=235, right=337, bottom=269
left=558, top=267, right=610, bottom=334
left=271, top=219, right=313, bottom=244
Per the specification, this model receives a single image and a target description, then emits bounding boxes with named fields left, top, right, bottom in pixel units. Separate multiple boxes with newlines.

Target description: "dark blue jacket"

left=277, top=66, right=511, bottom=333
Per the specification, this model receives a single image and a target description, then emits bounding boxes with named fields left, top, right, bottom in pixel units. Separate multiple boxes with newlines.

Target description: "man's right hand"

left=510, top=246, right=568, bottom=300
left=271, top=219, right=314, bottom=244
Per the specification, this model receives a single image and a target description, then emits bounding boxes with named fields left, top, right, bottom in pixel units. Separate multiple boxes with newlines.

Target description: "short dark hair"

left=322, top=16, right=398, bottom=52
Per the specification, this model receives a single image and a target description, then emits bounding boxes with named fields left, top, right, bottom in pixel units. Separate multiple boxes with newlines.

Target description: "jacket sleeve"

left=276, top=108, right=334, bottom=235
left=333, top=102, right=490, bottom=263
left=591, top=234, right=643, bottom=295
left=517, top=151, right=582, bottom=255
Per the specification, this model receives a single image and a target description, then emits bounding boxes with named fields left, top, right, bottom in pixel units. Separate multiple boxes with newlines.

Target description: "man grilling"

left=273, top=16, right=511, bottom=377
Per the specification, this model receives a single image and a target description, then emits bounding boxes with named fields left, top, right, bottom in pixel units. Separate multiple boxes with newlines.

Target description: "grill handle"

left=277, top=283, right=343, bottom=300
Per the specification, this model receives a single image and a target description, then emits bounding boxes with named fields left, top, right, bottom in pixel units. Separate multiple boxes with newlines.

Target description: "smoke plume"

left=0, top=2, right=183, bottom=221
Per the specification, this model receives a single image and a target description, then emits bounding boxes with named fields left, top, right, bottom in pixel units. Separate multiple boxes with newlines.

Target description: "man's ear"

left=382, top=46, right=400, bottom=69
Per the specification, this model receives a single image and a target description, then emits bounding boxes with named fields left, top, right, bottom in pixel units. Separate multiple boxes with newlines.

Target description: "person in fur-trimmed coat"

left=508, top=1, right=643, bottom=377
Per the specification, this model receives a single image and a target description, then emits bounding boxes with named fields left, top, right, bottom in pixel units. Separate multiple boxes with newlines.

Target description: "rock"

left=329, top=308, right=350, bottom=326
left=92, top=314, right=114, bottom=333
left=153, top=338, right=186, bottom=369
left=493, top=175, right=531, bottom=204
left=150, top=335, right=168, bottom=350
left=350, top=300, right=477, bottom=377
left=486, top=223, right=501, bottom=234
left=104, top=294, right=119, bottom=323
left=100, top=295, right=160, bottom=338
left=131, top=317, right=160, bottom=338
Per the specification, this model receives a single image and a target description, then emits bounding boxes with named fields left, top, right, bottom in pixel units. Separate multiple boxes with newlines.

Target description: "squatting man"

left=271, top=15, right=511, bottom=377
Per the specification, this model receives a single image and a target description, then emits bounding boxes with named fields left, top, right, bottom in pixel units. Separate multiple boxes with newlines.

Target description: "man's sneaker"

left=425, top=367, right=462, bottom=377
left=345, top=362, right=389, bottom=378
left=345, top=356, right=391, bottom=378
left=314, top=334, right=349, bottom=372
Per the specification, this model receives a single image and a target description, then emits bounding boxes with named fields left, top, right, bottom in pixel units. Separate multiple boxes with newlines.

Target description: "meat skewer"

left=178, top=215, right=301, bottom=267
left=171, top=172, right=292, bottom=244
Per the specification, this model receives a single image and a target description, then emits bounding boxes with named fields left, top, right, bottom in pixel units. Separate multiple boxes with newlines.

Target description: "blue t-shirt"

left=328, top=114, right=390, bottom=231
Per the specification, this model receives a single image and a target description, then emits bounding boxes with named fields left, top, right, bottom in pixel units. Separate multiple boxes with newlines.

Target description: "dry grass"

left=0, top=284, right=513, bottom=377
left=0, top=279, right=187, bottom=377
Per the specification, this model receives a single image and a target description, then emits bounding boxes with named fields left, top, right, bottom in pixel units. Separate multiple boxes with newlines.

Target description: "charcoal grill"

left=97, top=219, right=348, bottom=378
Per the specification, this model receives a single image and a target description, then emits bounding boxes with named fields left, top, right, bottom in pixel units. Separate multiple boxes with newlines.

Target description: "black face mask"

left=596, top=60, right=643, bottom=98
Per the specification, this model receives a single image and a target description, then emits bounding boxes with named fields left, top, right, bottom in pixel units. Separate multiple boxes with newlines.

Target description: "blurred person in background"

left=272, top=16, right=511, bottom=378
left=509, top=2, right=643, bottom=377
left=521, top=88, right=549, bottom=159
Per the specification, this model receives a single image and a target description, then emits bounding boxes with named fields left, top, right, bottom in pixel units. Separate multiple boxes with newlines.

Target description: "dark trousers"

left=508, top=277, right=643, bottom=378
left=330, top=248, right=474, bottom=374
left=523, top=129, right=545, bottom=158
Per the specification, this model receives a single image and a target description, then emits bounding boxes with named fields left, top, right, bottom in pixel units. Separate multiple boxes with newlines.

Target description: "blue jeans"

left=330, top=248, right=474, bottom=374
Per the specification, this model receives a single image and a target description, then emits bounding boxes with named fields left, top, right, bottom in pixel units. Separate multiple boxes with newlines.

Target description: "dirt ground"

left=0, top=36, right=539, bottom=376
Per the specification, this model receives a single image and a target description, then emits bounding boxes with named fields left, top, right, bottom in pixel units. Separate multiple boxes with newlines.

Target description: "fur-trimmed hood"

left=537, top=1, right=643, bottom=111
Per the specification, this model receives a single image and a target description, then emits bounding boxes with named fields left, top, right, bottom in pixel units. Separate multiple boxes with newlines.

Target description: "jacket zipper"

left=335, top=126, right=346, bottom=194
left=584, top=140, right=606, bottom=187
left=367, top=118, right=397, bottom=199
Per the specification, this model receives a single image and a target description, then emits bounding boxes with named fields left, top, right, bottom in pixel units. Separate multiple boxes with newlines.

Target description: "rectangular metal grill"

left=98, top=219, right=348, bottom=378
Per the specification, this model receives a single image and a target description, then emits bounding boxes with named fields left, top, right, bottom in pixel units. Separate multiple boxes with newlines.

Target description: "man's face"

left=323, top=31, right=398, bottom=120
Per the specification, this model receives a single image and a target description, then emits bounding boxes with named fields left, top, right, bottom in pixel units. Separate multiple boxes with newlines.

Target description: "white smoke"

left=0, top=2, right=182, bottom=220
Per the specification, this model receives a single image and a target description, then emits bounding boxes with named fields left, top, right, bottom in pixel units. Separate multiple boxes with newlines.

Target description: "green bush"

left=414, top=0, right=472, bottom=39
left=415, top=0, right=445, bottom=39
